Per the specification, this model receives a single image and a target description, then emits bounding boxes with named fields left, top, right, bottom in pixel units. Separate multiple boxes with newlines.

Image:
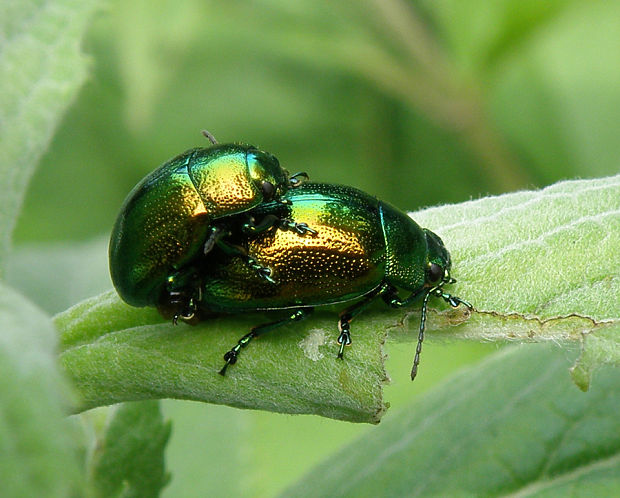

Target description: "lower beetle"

left=109, top=131, right=314, bottom=323
left=198, top=183, right=472, bottom=380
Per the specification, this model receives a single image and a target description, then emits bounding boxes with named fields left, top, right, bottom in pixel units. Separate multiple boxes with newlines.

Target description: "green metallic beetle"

left=109, top=132, right=313, bottom=323
left=196, top=183, right=472, bottom=380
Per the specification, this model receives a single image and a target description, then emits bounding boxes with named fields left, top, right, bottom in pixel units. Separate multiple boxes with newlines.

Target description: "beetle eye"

left=261, top=181, right=275, bottom=199
left=427, top=263, right=443, bottom=285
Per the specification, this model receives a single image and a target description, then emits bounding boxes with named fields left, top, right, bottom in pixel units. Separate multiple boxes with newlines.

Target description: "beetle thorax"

left=379, top=202, right=427, bottom=291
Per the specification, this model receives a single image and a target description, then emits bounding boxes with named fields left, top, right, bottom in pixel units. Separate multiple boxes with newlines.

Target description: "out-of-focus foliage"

left=15, top=0, right=620, bottom=244
left=89, top=401, right=171, bottom=497
left=0, top=283, right=83, bottom=497
left=285, top=345, right=620, bottom=497
left=0, top=0, right=98, bottom=274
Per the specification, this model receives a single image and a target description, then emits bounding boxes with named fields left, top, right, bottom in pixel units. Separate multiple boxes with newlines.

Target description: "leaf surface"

left=282, top=345, right=620, bottom=497
left=55, top=175, right=620, bottom=421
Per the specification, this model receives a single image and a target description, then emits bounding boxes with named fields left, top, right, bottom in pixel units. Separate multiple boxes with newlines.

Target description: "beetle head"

left=423, top=228, right=454, bottom=288
left=246, top=149, right=289, bottom=201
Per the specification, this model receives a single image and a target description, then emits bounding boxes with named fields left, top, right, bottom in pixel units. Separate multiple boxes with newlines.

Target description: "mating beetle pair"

left=109, top=131, right=313, bottom=322
left=109, top=133, right=471, bottom=379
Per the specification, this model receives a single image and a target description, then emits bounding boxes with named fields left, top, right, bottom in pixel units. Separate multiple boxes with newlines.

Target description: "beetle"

left=109, top=131, right=314, bottom=323
left=196, top=182, right=472, bottom=380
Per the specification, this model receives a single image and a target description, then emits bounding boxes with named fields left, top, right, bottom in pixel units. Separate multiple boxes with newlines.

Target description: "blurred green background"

left=9, top=0, right=620, bottom=496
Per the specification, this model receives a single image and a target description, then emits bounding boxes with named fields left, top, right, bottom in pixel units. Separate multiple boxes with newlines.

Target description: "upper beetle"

left=109, top=132, right=312, bottom=322
left=197, top=182, right=472, bottom=380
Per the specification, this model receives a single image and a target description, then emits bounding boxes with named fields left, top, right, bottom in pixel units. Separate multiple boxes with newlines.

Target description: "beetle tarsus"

left=336, top=320, right=352, bottom=359
left=171, top=308, right=195, bottom=325
left=336, top=330, right=351, bottom=359
left=280, top=219, right=317, bottom=236
left=254, top=265, right=276, bottom=284
left=219, top=361, right=231, bottom=376
left=334, top=286, right=386, bottom=359
left=294, top=222, right=318, bottom=236
left=219, top=349, right=238, bottom=375
left=219, top=332, right=254, bottom=374
left=289, top=171, right=309, bottom=188
left=159, top=287, right=199, bottom=325
left=455, top=297, right=473, bottom=310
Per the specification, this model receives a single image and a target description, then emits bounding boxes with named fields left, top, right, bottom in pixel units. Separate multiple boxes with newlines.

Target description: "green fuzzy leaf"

left=570, top=323, right=620, bottom=392
left=56, top=292, right=389, bottom=424
left=411, top=174, right=620, bottom=390
left=55, top=175, right=619, bottom=422
left=0, top=0, right=99, bottom=274
left=0, top=283, right=82, bottom=497
left=89, top=400, right=171, bottom=498
left=282, top=344, right=620, bottom=497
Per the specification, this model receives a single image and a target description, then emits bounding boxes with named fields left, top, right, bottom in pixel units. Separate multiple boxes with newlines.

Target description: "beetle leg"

left=279, top=219, right=317, bottom=236
left=251, top=262, right=276, bottom=284
left=215, top=240, right=276, bottom=284
left=288, top=171, right=309, bottom=188
left=337, top=285, right=387, bottom=359
left=240, top=209, right=317, bottom=237
left=382, top=285, right=426, bottom=308
left=243, top=215, right=317, bottom=237
left=173, top=300, right=196, bottom=325
left=234, top=250, right=275, bottom=284
left=158, top=287, right=200, bottom=325
left=336, top=321, right=352, bottom=359
left=432, top=288, right=474, bottom=310
left=242, top=214, right=280, bottom=234
left=219, top=308, right=312, bottom=375
left=230, top=250, right=276, bottom=283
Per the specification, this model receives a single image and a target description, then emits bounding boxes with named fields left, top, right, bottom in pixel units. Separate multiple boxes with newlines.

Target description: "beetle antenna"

left=201, top=130, right=218, bottom=144
left=411, top=289, right=433, bottom=380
